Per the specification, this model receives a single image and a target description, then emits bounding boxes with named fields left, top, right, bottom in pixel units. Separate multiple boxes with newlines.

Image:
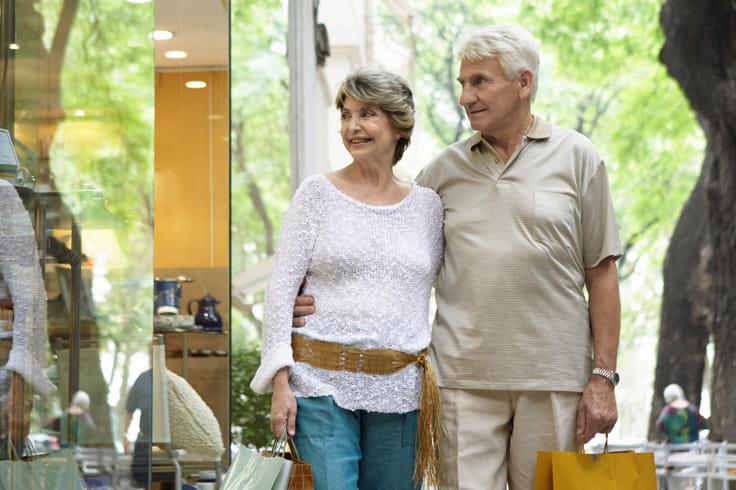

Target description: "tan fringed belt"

left=292, top=333, right=443, bottom=488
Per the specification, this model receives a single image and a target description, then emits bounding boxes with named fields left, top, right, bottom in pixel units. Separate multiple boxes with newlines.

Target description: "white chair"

left=706, top=442, right=736, bottom=490
left=661, top=441, right=710, bottom=490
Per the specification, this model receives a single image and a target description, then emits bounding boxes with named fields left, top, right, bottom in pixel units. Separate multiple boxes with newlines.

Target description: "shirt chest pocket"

left=533, top=191, right=578, bottom=247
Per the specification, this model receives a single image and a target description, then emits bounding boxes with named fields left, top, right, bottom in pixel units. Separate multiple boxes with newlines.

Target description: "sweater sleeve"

left=250, top=177, right=322, bottom=394
left=427, top=189, right=445, bottom=278
left=0, top=182, right=56, bottom=397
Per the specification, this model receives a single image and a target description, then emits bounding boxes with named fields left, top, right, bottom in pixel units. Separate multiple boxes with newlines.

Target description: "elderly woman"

left=657, top=383, right=707, bottom=444
left=250, top=68, right=443, bottom=489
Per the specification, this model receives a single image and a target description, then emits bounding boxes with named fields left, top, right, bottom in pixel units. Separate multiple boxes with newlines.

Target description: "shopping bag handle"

left=579, top=433, right=609, bottom=454
left=266, top=427, right=289, bottom=458
left=4, top=432, right=38, bottom=461
left=287, top=436, right=302, bottom=461
left=6, top=434, right=19, bottom=460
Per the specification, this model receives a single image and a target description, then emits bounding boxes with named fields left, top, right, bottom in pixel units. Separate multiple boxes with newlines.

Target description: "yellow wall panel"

left=154, top=70, right=229, bottom=268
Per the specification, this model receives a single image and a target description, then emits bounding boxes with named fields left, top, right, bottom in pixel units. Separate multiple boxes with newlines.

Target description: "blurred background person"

left=656, top=383, right=707, bottom=444
left=46, top=390, right=96, bottom=447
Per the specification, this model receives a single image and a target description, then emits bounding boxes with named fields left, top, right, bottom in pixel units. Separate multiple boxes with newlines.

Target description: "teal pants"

left=293, top=396, right=421, bottom=490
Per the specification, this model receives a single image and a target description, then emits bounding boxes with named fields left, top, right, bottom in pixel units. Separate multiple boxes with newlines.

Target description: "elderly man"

left=413, top=24, right=622, bottom=489
left=294, top=23, right=622, bottom=490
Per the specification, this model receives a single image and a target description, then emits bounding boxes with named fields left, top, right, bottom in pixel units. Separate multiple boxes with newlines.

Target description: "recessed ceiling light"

left=185, top=81, right=207, bottom=89
left=151, top=30, right=174, bottom=41
left=164, top=50, right=188, bottom=59
left=9, top=43, right=19, bottom=50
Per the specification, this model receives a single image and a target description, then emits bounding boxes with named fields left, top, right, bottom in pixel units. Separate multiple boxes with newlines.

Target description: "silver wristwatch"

left=592, top=367, right=619, bottom=388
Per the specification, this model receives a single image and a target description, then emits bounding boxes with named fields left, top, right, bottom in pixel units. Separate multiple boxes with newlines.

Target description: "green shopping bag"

left=0, top=448, right=85, bottom=490
left=222, top=429, right=294, bottom=490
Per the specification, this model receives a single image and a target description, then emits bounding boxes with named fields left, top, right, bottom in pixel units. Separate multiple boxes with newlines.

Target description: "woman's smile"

left=340, top=96, right=397, bottom=164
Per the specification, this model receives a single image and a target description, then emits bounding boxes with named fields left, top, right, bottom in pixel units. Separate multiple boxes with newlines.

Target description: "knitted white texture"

left=251, top=175, right=443, bottom=414
left=167, top=369, right=225, bottom=459
left=0, top=180, right=55, bottom=397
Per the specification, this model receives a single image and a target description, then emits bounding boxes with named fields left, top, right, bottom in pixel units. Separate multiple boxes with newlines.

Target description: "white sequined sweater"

left=0, top=180, right=55, bottom=397
left=250, top=175, right=444, bottom=413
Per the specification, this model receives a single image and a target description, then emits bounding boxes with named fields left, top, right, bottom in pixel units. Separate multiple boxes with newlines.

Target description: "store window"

left=0, top=0, right=154, bottom=464
left=1, top=0, right=236, bottom=487
left=2, top=0, right=156, bottom=483
left=152, top=0, right=231, bottom=487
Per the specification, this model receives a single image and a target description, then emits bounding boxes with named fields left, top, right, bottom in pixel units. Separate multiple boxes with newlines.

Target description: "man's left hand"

left=575, top=376, right=618, bottom=444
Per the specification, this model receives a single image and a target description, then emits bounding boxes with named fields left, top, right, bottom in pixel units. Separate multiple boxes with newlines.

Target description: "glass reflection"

left=150, top=0, right=230, bottom=488
left=2, top=0, right=155, bottom=486
left=228, top=0, right=289, bottom=451
left=2, top=0, right=232, bottom=486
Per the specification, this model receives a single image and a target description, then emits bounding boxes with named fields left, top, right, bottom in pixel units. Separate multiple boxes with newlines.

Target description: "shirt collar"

left=468, top=115, right=552, bottom=151
left=526, top=115, right=552, bottom=140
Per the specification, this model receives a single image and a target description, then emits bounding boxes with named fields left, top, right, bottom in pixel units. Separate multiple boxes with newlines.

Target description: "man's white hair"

left=456, top=24, right=541, bottom=102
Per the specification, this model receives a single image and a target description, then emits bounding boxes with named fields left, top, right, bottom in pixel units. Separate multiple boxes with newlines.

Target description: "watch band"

left=592, top=367, right=619, bottom=388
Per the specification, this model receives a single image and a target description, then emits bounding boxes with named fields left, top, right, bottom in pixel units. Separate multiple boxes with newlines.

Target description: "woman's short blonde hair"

left=335, top=67, right=415, bottom=165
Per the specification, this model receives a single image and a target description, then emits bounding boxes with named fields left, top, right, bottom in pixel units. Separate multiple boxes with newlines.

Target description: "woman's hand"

left=270, top=368, right=297, bottom=437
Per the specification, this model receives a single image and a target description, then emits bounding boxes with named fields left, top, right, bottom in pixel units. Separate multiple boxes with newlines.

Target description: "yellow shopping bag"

left=534, top=445, right=657, bottom=490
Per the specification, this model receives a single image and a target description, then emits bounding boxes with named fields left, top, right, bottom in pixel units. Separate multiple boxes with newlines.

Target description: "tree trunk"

left=658, top=0, right=736, bottom=446
left=648, top=173, right=712, bottom=441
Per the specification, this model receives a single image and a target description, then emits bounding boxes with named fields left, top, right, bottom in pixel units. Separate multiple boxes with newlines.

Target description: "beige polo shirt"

left=416, top=117, right=622, bottom=392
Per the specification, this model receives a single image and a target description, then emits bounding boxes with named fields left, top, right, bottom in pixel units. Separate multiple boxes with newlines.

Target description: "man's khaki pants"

left=439, top=388, right=581, bottom=490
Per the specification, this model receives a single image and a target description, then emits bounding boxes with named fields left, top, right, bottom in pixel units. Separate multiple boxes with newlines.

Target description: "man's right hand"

left=292, top=295, right=315, bottom=327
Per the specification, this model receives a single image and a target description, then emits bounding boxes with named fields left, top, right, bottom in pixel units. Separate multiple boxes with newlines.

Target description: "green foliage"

left=516, top=0, right=703, bottom=264
left=15, top=0, right=157, bottom=443
left=46, top=0, right=155, bottom=347
left=230, top=338, right=273, bottom=449
left=50, top=0, right=155, bottom=222
left=408, top=0, right=498, bottom=146
left=229, top=1, right=291, bottom=446
left=230, top=0, right=291, bottom=274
